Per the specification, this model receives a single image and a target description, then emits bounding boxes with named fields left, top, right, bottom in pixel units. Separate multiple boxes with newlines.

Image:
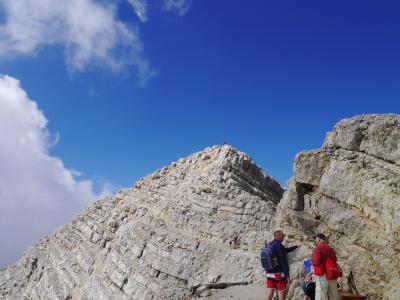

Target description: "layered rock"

left=2, top=114, right=399, bottom=300
left=276, top=114, right=400, bottom=300
left=0, top=145, right=284, bottom=299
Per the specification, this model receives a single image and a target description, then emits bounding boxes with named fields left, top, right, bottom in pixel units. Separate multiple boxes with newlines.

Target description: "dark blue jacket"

left=266, top=239, right=298, bottom=276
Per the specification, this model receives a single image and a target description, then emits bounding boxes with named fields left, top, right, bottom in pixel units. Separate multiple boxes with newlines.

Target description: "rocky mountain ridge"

left=0, top=145, right=284, bottom=299
left=1, top=114, right=399, bottom=300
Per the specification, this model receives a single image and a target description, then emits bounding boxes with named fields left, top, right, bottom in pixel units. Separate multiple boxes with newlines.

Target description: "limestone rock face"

left=276, top=114, right=400, bottom=300
left=0, top=145, right=283, bottom=300
left=1, top=114, right=399, bottom=300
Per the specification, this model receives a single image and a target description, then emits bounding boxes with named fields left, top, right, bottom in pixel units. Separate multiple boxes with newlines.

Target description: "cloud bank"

left=0, top=0, right=154, bottom=85
left=0, top=0, right=192, bottom=85
left=0, top=75, right=105, bottom=267
left=0, top=0, right=193, bottom=267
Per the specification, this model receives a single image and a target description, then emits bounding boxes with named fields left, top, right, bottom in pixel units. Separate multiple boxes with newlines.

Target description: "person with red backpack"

left=311, top=233, right=340, bottom=300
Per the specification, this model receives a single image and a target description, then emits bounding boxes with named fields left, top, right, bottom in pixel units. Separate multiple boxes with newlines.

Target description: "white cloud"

left=128, top=0, right=148, bottom=22
left=163, top=0, right=192, bottom=16
left=126, top=0, right=192, bottom=22
left=0, top=75, right=107, bottom=268
left=0, top=0, right=155, bottom=85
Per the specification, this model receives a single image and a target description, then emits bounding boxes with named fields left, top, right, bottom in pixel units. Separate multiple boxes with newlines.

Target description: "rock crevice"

left=277, top=114, right=400, bottom=300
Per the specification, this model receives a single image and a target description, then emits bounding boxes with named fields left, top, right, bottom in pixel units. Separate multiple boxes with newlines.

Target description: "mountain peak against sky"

left=0, top=0, right=400, bottom=290
left=0, top=143, right=283, bottom=299
left=1, top=115, right=399, bottom=299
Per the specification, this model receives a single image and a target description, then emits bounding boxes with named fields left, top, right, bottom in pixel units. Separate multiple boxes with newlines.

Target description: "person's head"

left=313, top=233, right=327, bottom=244
left=274, top=230, right=285, bottom=242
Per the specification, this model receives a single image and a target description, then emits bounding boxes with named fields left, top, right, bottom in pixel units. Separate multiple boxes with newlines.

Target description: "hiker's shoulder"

left=321, top=243, right=337, bottom=255
left=325, top=243, right=336, bottom=251
left=271, top=240, right=284, bottom=250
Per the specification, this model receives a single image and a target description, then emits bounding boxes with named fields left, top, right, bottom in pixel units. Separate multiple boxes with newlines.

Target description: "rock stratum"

left=1, top=114, right=399, bottom=300
left=276, top=114, right=400, bottom=300
left=0, top=145, right=284, bottom=299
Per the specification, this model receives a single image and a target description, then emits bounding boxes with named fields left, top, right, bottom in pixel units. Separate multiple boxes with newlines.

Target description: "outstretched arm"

left=278, top=245, right=290, bottom=276
left=285, top=245, right=299, bottom=253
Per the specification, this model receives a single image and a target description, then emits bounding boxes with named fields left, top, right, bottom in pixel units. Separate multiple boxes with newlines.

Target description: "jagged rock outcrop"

left=276, top=114, right=400, bottom=300
left=0, top=145, right=284, bottom=299
left=1, top=114, right=399, bottom=300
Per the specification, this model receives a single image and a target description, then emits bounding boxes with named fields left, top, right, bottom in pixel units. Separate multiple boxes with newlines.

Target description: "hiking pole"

left=348, top=271, right=360, bottom=295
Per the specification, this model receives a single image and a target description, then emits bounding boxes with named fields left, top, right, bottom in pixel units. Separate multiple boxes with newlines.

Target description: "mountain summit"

left=1, top=115, right=400, bottom=300
left=0, top=145, right=284, bottom=299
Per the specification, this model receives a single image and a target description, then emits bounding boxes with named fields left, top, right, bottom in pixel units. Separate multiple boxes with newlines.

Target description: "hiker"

left=302, top=272, right=344, bottom=300
left=302, top=272, right=316, bottom=300
left=229, top=236, right=240, bottom=249
left=311, top=233, right=340, bottom=300
left=261, top=230, right=299, bottom=300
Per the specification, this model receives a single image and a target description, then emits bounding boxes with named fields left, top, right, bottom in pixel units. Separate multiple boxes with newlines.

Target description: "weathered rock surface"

left=1, top=114, right=399, bottom=300
left=0, top=145, right=284, bottom=299
left=276, top=114, right=400, bottom=300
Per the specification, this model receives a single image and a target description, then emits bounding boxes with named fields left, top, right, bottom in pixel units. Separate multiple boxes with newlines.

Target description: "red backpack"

left=312, top=245, right=340, bottom=279
left=313, top=263, right=325, bottom=276
left=325, top=256, right=340, bottom=280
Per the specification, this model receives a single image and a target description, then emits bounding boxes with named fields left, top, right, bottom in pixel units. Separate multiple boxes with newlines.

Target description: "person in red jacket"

left=311, top=233, right=339, bottom=300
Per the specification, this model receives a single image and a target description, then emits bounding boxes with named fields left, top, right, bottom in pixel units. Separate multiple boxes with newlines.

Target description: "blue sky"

left=0, top=0, right=400, bottom=266
left=4, top=0, right=400, bottom=187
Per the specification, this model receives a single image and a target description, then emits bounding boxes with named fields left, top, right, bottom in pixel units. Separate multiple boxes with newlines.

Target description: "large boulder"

left=0, top=145, right=284, bottom=299
left=276, top=114, right=400, bottom=300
